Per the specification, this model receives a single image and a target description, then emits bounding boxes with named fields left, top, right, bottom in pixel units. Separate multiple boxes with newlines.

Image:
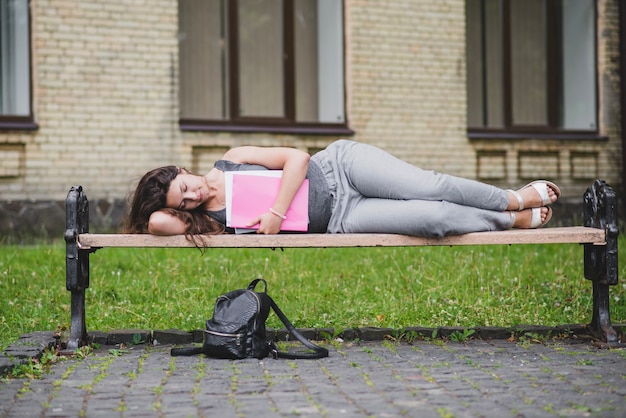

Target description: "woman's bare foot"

left=507, top=181, right=560, bottom=211
left=510, top=207, right=552, bottom=229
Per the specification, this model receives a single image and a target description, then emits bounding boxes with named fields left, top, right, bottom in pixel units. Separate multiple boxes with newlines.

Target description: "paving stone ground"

left=1, top=336, right=626, bottom=418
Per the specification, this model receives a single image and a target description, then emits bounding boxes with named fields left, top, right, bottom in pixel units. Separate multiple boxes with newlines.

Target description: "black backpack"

left=170, top=278, right=329, bottom=360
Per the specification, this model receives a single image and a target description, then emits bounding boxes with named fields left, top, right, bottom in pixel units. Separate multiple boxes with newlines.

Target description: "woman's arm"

left=222, top=146, right=310, bottom=234
left=148, top=210, right=187, bottom=235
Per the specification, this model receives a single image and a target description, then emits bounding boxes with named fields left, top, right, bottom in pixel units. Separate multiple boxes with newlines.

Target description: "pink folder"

left=228, top=172, right=309, bottom=232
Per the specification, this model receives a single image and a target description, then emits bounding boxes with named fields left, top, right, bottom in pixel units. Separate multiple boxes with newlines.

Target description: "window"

left=178, top=0, right=350, bottom=134
left=466, top=0, right=597, bottom=136
left=0, top=0, right=34, bottom=129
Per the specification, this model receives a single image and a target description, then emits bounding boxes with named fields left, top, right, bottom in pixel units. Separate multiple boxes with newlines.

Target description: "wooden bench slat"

left=77, top=226, right=606, bottom=249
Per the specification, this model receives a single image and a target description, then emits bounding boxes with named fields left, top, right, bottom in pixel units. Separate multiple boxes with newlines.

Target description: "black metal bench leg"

left=65, top=186, right=90, bottom=349
left=590, top=280, right=617, bottom=343
left=68, top=290, right=87, bottom=349
left=584, top=180, right=619, bottom=344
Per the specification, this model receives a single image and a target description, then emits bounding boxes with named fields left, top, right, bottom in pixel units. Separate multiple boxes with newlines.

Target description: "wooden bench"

left=64, top=179, right=619, bottom=350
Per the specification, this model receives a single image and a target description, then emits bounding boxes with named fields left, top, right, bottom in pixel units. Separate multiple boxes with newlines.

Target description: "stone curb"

left=0, top=332, right=60, bottom=376
left=94, top=323, right=619, bottom=346
left=3, top=324, right=623, bottom=377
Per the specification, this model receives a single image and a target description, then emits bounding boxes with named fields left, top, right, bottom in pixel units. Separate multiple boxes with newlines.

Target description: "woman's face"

left=165, top=173, right=208, bottom=211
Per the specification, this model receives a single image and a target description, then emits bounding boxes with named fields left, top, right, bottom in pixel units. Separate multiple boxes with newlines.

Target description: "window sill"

left=468, top=131, right=608, bottom=141
left=180, top=122, right=355, bottom=136
left=0, top=120, right=39, bottom=131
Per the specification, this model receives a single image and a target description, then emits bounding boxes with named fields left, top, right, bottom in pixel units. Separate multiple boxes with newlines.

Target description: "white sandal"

left=510, top=207, right=553, bottom=229
left=509, top=180, right=561, bottom=210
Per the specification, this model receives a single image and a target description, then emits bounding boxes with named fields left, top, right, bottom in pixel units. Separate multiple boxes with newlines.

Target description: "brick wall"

left=346, top=0, right=470, bottom=175
left=0, top=0, right=622, bottom=240
left=1, top=0, right=179, bottom=203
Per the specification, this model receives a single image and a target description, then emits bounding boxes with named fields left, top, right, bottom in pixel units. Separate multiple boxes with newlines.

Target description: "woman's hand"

left=246, top=211, right=284, bottom=234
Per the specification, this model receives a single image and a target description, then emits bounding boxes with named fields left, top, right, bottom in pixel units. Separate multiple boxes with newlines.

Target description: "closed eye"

left=179, top=184, right=187, bottom=209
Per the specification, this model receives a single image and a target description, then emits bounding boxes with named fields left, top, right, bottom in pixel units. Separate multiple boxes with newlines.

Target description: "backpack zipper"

left=205, top=330, right=244, bottom=338
left=205, top=330, right=244, bottom=345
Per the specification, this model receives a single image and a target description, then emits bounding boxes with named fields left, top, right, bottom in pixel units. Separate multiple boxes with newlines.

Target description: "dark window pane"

left=179, top=0, right=228, bottom=120
left=466, top=0, right=597, bottom=134
left=294, top=0, right=318, bottom=122
left=0, top=0, right=30, bottom=116
left=466, top=0, right=484, bottom=127
left=465, top=0, right=504, bottom=128
left=561, top=0, right=596, bottom=130
left=484, top=0, right=503, bottom=128
left=238, top=0, right=284, bottom=118
left=178, top=0, right=346, bottom=129
left=510, top=0, right=548, bottom=126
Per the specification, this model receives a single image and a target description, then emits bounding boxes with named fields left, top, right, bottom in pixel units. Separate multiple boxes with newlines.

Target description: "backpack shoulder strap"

left=268, top=297, right=329, bottom=360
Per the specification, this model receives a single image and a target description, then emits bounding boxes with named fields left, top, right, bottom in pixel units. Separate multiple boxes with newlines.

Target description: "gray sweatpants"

left=312, top=140, right=513, bottom=237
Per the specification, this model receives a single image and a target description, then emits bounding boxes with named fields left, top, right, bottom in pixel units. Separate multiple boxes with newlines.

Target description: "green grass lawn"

left=1, top=237, right=625, bottom=350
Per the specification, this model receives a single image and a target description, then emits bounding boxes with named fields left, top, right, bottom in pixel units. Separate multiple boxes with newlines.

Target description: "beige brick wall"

left=597, top=0, right=623, bottom=188
left=346, top=0, right=470, bottom=175
left=0, top=0, right=622, bottom=210
left=1, top=0, right=179, bottom=201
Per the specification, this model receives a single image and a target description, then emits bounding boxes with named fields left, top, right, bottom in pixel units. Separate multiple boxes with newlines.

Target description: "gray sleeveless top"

left=208, top=159, right=332, bottom=233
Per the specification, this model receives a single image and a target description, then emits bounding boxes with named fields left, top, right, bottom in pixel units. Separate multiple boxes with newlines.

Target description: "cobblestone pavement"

left=1, top=337, right=626, bottom=418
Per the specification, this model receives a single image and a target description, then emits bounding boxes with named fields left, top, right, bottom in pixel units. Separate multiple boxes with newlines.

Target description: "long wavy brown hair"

left=122, top=166, right=224, bottom=245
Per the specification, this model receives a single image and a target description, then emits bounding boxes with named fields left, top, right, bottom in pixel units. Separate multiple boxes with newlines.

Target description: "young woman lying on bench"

left=123, top=140, right=560, bottom=239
